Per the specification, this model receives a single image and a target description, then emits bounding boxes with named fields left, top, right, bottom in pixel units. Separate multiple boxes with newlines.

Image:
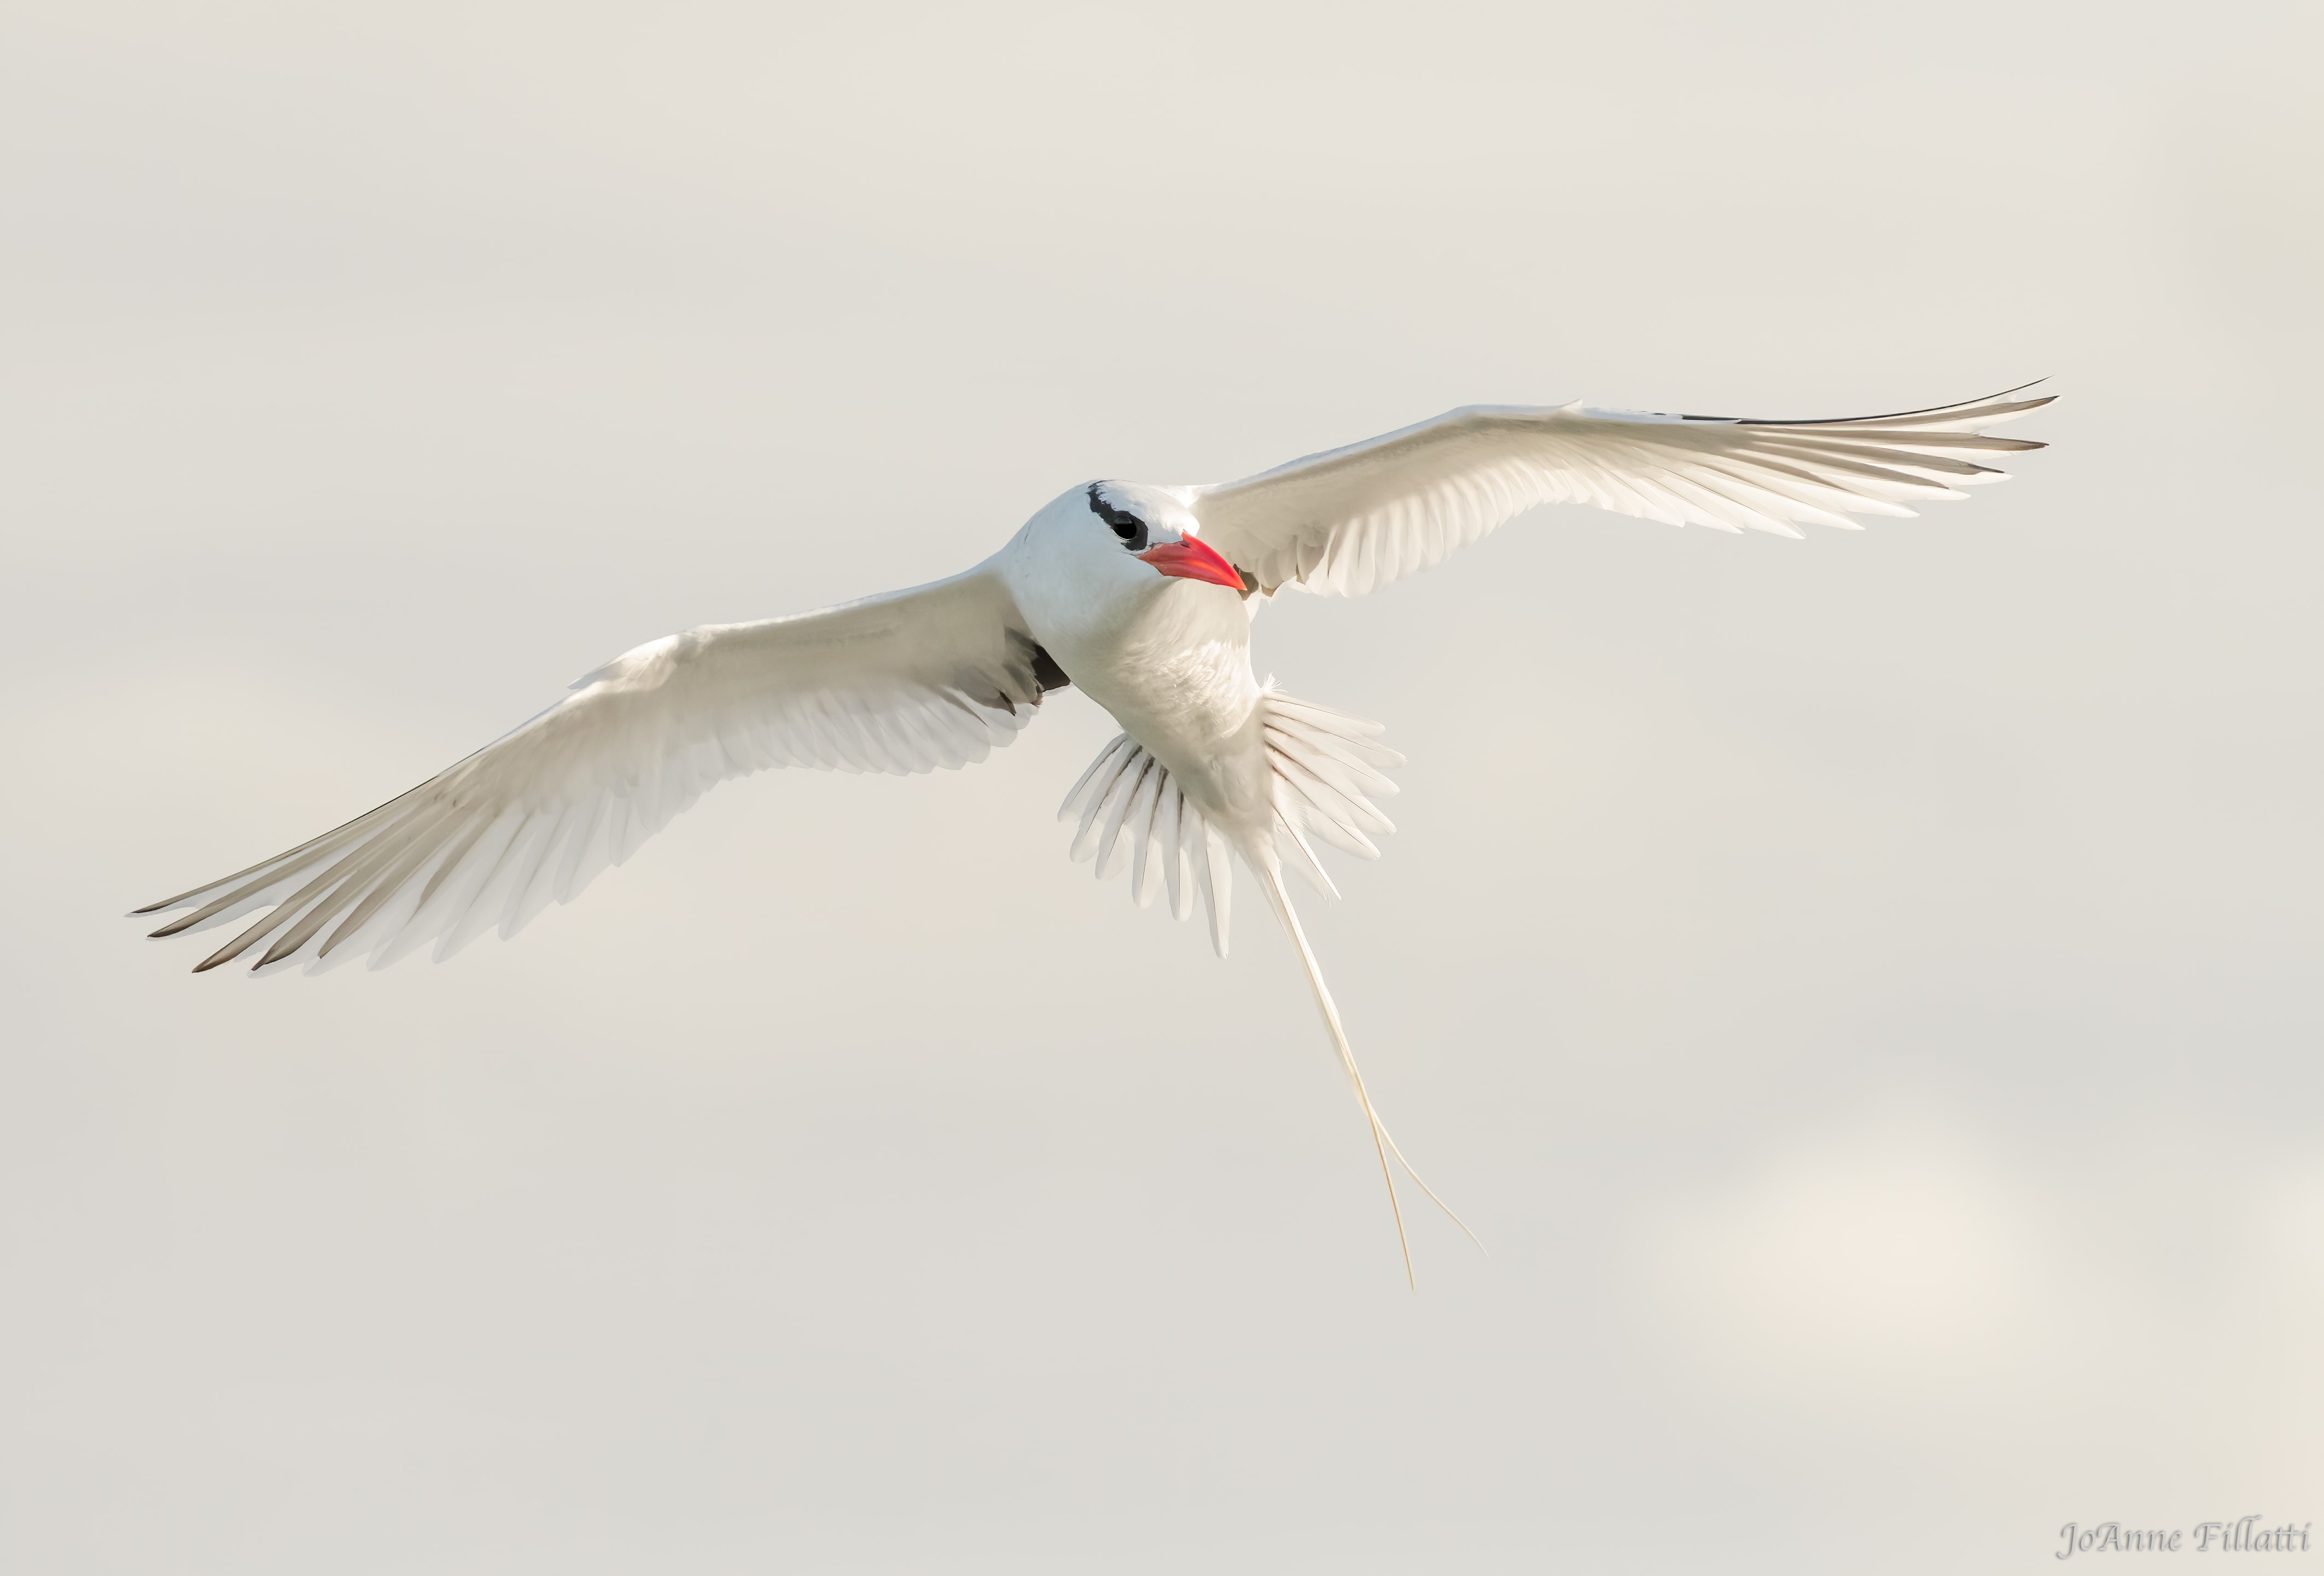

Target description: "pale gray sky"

left=4, top=2, right=2319, bottom=1571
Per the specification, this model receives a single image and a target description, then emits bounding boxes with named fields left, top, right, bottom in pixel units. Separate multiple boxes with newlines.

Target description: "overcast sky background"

left=4, top=2, right=2320, bottom=1571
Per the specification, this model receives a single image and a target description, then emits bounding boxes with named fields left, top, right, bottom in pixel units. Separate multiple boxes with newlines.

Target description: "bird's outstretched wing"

left=1190, top=385, right=2054, bottom=598
left=137, top=565, right=1061, bottom=975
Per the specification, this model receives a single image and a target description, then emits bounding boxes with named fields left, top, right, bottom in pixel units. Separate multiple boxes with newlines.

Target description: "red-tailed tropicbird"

left=137, top=384, right=2053, bottom=1282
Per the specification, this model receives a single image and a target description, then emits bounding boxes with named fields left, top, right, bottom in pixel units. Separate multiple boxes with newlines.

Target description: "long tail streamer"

left=1254, top=857, right=1483, bottom=1288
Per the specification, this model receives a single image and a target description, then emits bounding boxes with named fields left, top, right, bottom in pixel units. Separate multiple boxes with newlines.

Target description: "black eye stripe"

left=1086, top=483, right=1149, bottom=551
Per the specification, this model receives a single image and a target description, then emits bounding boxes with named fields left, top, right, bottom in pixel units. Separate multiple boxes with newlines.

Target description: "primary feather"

left=137, top=568, right=1056, bottom=974
left=1191, top=385, right=2053, bottom=597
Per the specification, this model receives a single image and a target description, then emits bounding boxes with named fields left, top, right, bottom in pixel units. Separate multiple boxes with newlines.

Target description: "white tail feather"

left=1057, top=697, right=1477, bottom=1282
left=1060, top=732, right=1233, bottom=954
left=1058, top=689, right=1401, bottom=959
left=1251, top=853, right=1483, bottom=1287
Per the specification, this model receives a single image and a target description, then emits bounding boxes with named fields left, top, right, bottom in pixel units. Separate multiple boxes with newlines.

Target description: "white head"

left=1005, top=480, right=1248, bottom=629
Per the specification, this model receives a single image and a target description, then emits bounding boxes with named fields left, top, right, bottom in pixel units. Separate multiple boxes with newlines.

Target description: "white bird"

left=137, top=383, right=2053, bottom=1282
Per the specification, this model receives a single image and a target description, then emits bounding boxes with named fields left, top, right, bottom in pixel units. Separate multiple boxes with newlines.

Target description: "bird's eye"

left=1086, top=485, right=1149, bottom=552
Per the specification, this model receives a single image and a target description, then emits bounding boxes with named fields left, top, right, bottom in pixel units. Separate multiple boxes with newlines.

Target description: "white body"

left=1001, top=484, right=1272, bottom=844
left=137, top=386, right=2055, bottom=1281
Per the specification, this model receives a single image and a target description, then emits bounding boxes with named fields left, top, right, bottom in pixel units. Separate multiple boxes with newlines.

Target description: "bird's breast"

left=1040, top=586, right=1270, bottom=824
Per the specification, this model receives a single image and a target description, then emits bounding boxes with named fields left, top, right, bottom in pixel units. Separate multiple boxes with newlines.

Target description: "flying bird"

left=137, top=383, right=2053, bottom=1282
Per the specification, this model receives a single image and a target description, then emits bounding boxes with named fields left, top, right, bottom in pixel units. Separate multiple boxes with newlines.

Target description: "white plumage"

left=1195, top=386, right=2051, bottom=595
left=138, top=570, right=1051, bottom=974
left=137, top=383, right=2053, bottom=1281
left=1059, top=689, right=1404, bottom=954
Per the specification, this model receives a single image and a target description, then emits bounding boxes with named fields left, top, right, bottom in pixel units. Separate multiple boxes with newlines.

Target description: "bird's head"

left=1020, top=481, right=1247, bottom=600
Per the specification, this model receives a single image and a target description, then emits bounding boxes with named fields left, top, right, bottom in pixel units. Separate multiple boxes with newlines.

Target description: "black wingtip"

left=191, top=935, right=252, bottom=972
left=1737, top=380, right=2059, bottom=428
left=1979, top=378, right=2053, bottom=402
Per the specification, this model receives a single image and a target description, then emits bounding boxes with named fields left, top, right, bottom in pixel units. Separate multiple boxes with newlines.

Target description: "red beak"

left=1137, top=534, right=1246, bottom=591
